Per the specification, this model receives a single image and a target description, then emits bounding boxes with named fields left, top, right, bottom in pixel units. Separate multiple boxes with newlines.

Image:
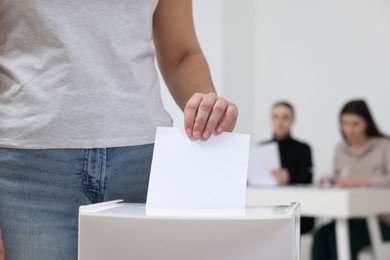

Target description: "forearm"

left=153, top=0, right=216, bottom=111
left=368, top=175, right=390, bottom=187
left=161, top=50, right=216, bottom=111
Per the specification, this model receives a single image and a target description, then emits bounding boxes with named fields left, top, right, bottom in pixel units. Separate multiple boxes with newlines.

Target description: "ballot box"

left=78, top=200, right=300, bottom=260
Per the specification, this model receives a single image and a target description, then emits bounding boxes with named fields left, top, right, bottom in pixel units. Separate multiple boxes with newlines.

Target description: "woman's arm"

left=333, top=144, right=370, bottom=187
left=367, top=140, right=390, bottom=187
left=335, top=141, right=390, bottom=187
left=153, top=0, right=237, bottom=140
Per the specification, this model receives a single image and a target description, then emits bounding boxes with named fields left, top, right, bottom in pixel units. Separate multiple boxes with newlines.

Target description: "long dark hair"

left=340, top=99, right=386, bottom=140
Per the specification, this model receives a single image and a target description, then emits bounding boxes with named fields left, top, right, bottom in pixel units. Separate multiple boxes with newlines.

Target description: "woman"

left=263, top=101, right=315, bottom=234
left=312, top=100, right=390, bottom=260
left=0, top=1, right=238, bottom=259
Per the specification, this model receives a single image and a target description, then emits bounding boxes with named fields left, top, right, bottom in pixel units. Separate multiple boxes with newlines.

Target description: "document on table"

left=247, top=142, right=280, bottom=186
left=146, top=127, right=250, bottom=210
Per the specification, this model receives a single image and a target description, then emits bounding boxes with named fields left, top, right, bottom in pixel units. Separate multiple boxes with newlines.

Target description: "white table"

left=246, top=186, right=390, bottom=260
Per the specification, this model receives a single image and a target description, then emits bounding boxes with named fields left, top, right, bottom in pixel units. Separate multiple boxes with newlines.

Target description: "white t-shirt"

left=0, top=0, right=173, bottom=148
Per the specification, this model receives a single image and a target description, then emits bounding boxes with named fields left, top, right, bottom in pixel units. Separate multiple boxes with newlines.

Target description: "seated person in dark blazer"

left=262, top=101, right=315, bottom=234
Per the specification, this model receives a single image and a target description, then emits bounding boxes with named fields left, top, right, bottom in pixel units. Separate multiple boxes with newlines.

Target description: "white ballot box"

left=78, top=200, right=300, bottom=260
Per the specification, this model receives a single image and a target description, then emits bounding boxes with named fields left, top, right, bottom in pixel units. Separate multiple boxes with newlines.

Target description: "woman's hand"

left=271, top=168, right=290, bottom=184
left=184, top=92, right=237, bottom=139
left=319, top=176, right=336, bottom=187
left=0, top=229, right=5, bottom=260
left=335, top=176, right=370, bottom=187
left=319, top=175, right=370, bottom=187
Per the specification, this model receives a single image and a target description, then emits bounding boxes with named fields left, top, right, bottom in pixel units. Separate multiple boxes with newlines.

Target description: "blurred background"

left=160, top=0, right=390, bottom=180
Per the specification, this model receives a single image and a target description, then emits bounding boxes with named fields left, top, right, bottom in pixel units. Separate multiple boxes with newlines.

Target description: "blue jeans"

left=0, top=144, right=154, bottom=260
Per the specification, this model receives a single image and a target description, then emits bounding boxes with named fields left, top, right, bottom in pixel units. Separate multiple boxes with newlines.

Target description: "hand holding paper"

left=184, top=93, right=238, bottom=140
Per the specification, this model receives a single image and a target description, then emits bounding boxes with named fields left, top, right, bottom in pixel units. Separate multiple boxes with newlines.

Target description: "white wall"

left=250, top=0, right=390, bottom=177
left=160, top=0, right=390, bottom=178
left=223, top=0, right=257, bottom=135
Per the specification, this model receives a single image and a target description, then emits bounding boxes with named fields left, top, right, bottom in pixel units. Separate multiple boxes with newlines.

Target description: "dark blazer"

left=262, top=135, right=315, bottom=234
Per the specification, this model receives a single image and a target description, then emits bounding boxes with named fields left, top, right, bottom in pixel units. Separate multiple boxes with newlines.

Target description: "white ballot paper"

left=247, top=142, right=280, bottom=186
left=146, top=127, right=250, bottom=210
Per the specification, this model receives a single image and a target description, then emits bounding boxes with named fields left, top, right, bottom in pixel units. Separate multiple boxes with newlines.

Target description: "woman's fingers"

left=336, top=176, right=355, bottom=186
left=336, top=176, right=369, bottom=187
left=184, top=92, right=238, bottom=140
left=271, top=168, right=289, bottom=184
left=201, top=98, right=229, bottom=139
left=319, top=176, right=335, bottom=186
left=184, top=93, right=204, bottom=137
left=216, top=102, right=238, bottom=133
left=191, top=93, right=218, bottom=139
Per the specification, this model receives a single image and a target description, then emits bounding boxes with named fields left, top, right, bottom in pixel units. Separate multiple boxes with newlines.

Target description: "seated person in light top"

left=312, top=99, right=390, bottom=260
left=262, top=101, right=315, bottom=234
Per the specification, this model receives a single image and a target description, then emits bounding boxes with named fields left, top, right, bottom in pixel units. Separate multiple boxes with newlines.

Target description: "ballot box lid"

left=79, top=200, right=299, bottom=220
